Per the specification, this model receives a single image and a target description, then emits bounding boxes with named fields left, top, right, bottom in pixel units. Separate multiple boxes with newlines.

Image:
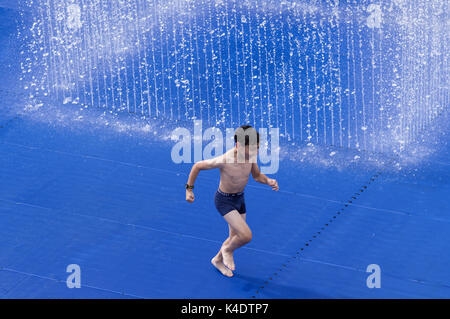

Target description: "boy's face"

left=236, top=143, right=259, bottom=163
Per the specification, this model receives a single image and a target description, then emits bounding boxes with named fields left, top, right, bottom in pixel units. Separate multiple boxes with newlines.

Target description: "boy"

left=185, top=125, right=279, bottom=277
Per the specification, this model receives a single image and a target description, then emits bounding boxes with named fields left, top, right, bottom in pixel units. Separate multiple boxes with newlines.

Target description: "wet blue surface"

left=1, top=2, right=449, bottom=298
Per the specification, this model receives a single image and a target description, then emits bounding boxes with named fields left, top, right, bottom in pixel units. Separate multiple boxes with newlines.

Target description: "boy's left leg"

left=211, top=213, right=246, bottom=276
left=220, top=211, right=252, bottom=271
left=213, top=213, right=246, bottom=261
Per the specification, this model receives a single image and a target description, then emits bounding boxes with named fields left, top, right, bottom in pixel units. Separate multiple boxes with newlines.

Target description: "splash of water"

left=18, top=0, right=449, bottom=158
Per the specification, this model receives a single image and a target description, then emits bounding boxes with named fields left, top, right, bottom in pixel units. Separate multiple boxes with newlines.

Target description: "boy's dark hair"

left=234, top=125, right=260, bottom=146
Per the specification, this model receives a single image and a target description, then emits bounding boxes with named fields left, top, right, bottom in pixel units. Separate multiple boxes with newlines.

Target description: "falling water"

left=19, top=0, right=449, bottom=154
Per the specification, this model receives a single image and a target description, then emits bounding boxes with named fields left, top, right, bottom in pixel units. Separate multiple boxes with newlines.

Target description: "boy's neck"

left=231, top=147, right=255, bottom=164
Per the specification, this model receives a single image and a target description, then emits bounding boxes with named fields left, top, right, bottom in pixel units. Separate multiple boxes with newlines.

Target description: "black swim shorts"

left=214, top=188, right=246, bottom=217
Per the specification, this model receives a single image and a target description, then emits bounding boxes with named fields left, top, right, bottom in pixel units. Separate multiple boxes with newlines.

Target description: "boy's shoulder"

left=202, top=153, right=228, bottom=167
left=214, top=150, right=233, bottom=163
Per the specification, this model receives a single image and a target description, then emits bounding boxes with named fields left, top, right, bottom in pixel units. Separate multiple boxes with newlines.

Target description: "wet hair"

left=234, top=125, right=260, bottom=146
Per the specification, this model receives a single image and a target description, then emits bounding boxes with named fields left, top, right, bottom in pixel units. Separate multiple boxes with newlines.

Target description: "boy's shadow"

left=233, top=273, right=332, bottom=299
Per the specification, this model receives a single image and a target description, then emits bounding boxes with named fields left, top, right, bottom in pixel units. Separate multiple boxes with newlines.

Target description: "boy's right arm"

left=185, top=156, right=224, bottom=203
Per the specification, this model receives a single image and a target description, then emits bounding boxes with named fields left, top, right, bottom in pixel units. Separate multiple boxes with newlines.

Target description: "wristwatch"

left=185, top=184, right=194, bottom=190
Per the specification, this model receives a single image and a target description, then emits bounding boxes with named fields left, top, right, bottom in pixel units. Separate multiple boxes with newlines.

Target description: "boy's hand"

left=268, top=178, right=279, bottom=191
left=186, top=189, right=195, bottom=203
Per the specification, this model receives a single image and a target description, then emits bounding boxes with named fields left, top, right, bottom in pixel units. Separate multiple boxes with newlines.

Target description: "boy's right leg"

left=221, top=210, right=252, bottom=271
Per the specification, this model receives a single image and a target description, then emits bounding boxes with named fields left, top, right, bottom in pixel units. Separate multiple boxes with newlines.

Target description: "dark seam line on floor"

left=250, top=171, right=382, bottom=298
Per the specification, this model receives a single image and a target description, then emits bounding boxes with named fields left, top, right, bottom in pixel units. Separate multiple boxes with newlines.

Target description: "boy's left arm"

left=251, top=163, right=279, bottom=191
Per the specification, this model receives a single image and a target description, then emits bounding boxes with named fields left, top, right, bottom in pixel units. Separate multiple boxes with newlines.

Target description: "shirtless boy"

left=185, top=125, right=279, bottom=277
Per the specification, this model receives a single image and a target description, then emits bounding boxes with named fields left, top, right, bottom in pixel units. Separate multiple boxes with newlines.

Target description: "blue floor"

left=1, top=107, right=449, bottom=298
left=1, top=4, right=450, bottom=299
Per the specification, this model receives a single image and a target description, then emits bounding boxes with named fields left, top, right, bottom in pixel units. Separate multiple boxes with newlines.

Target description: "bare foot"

left=221, top=248, right=235, bottom=271
left=211, top=256, right=233, bottom=277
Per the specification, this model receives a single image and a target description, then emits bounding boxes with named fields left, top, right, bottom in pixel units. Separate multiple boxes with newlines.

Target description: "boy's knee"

left=240, top=231, right=252, bottom=244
